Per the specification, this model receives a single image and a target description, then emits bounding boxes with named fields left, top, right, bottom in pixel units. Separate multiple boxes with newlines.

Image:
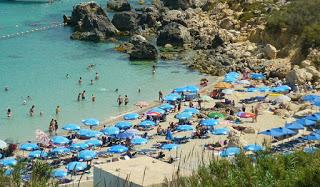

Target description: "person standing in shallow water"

left=117, top=95, right=123, bottom=106
left=95, top=72, right=99, bottom=80
left=81, top=90, right=86, bottom=100
left=152, top=65, right=156, bottom=74
left=159, top=91, right=163, bottom=102
left=77, top=93, right=81, bottom=102
left=56, top=106, right=61, bottom=115
left=7, top=108, right=12, bottom=118
left=29, top=105, right=35, bottom=116
left=124, top=95, right=129, bottom=106
left=92, top=94, right=96, bottom=102
left=78, top=77, right=82, bottom=85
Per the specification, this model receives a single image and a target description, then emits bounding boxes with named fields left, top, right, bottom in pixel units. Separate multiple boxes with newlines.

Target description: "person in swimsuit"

left=7, top=108, right=12, bottom=118
left=90, top=79, right=94, bottom=85
left=95, top=72, right=99, bottom=80
left=29, top=105, right=35, bottom=116
left=77, top=93, right=81, bottom=102
left=92, top=94, right=96, bottom=102
left=56, top=106, right=61, bottom=115
left=117, top=95, right=123, bottom=106
left=79, top=77, right=82, bottom=85
left=124, top=95, right=129, bottom=106
left=81, top=90, right=86, bottom=100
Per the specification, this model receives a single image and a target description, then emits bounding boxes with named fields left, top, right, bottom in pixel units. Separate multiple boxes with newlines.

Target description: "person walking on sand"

left=29, top=105, right=35, bottom=116
left=7, top=108, right=12, bottom=118
left=124, top=95, right=129, bottom=106
left=81, top=90, right=86, bottom=100
left=158, top=91, right=163, bottom=102
left=117, top=95, right=123, bottom=106
left=79, top=77, right=82, bottom=85
left=92, top=94, right=96, bottom=102
left=54, top=120, right=58, bottom=135
left=242, top=104, right=246, bottom=112
left=56, top=106, right=61, bottom=115
left=95, top=72, right=99, bottom=80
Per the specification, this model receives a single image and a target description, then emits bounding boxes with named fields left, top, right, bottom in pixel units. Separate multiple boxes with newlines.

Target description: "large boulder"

left=161, top=9, right=187, bottom=27
left=70, top=2, right=106, bottom=26
left=157, top=22, right=192, bottom=47
left=286, top=67, right=313, bottom=85
left=161, top=0, right=193, bottom=10
left=128, top=35, right=158, bottom=60
left=107, top=0, right=131, bottom=11
left=112, top=11, right=139, bottom=32
left=264, top=44, right=277, bottom=59
left=211, top=34, right=224, bottom=49
left=139, top=7, right=160, bottom=28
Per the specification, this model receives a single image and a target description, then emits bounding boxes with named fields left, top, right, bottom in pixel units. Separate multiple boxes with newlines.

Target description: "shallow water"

left=0, top=0, right=207, bottom=142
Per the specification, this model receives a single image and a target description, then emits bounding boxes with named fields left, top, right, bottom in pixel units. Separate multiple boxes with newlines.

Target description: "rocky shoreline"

left=63, top=0, right=320, bottom=88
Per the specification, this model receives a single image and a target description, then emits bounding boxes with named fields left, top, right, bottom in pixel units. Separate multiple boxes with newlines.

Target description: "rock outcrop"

left=157, top=22, right=192, bottom=47
left=264, top=44, right=277, bottom=59
left=161, top=0, right=193, bottom=10
left=69, top=2, right=106, bottom=26
left=107, top=0, right=131, bottom=11
left=128, top=35, right=158, bottom=60
left=112, top=11, right=139, bottom=32
left=286, top=66, right=313, bottom=85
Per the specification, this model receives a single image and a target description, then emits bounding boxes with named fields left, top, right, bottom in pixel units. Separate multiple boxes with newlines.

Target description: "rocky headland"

left=63, top=0, right=320, bottom=88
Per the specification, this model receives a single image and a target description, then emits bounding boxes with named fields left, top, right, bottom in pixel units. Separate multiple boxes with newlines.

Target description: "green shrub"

left=301, top=24, right=320, bottom=55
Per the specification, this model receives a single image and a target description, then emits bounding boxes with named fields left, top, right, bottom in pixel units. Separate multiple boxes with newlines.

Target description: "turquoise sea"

left=0, top=0, right=207, bottom=142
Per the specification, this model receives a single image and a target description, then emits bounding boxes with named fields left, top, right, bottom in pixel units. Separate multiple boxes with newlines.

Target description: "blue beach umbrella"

left=258, top=129, right=283, bottom=137
left=116, top=132, right=135, bottom=139
left=295, top=118, right=316, bottom=127
left=272, top=127, right=296, bottom=136
left=246, top=87, right=258, bottom=92
left=78, top=150, right=97, bottom=161
left=303, top=133, right=320, bottom=141
left=66, top=162, right=87, bottom=172
left=28, top=150, right=48, bottom=159
left=4, top=169, right=13, bottom=176
left=131, top=137, right=148, bottom=145
left=81, top=118, right=99, bottom=127
left=62, top=124, right=80, bottom=131
left=51, top=147, right=70, bottom=155
left=175, top=112, right=192, bottom=120
left=161, top=143, right=179, bottom=151
left=164, top=93, right=181, bottom=102
left=85, top=139, right=102, bottom=147
left=285, top=122, right=305, bottom=130
left=173, top=87, right=188, bottom=93
left=115, top=121, right=132, bottom=130
left=78, top=129, right=103, bottom=138
left=176, top=125, right=194, bottom=132
left=159, top=103, right=175, bottom=111
left=250, top=73, right=265, bottom=80
left=139, top=120, right=156, bottom=128
left=244, top=144, right=264, bottom=152
left=52, top=169, right=68, bottom=179
left=258, top=86, right=270, bottom=92
left=224, top=77, right=237, bottom=83
left=101, top=126, right=120, bottom=136
left=212, top=128, right=230, bottom=135
left=70, top=143, right=89, bottom=151
left=303, top=95, right=320, bottom=102
left=312, top=101, right=320, bottom=107
left=108, top=145, right=128, bottom=153
left=200, top=119, right=218, bottom=127
left=51, top=136, right=70, bottom=145
left=183, top=108, right=200, bottom=115
left=123, top=113, right=140, bottom=120
left=185, top=85, right=199, bottom=93
left=149, top=108, right=166, bottom=115
left=305, top=113, right=320, bottom=121
left=19, top=143, right=39, bottom=151
left=220, top=147, right=240, bottom=157
left=0, top=158, right=17, bottom=167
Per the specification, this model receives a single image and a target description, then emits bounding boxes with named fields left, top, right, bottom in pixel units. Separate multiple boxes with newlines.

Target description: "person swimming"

left=4, top=87, right=9, bottom=91
left=66, top=74, right=70, bottom=79
left=114, top=88, right=119, bottom=93
left=7, top=108, right=12, bottom=118
left=87, top=64, right=95, bottom=70
left=22, top=100, right=27, bottom=105
left=79, top=77, right=82, bottom=85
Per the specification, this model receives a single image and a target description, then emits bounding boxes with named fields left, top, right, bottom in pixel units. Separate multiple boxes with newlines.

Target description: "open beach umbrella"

left=185, top=85, right=199, bottom=93
left=51, top=136, right=70, bottom=145
left=312, top=101, right=320, bottom=107
left=200, top=119, right=219, bottom=127
left=139, top=120, right=156, bottom=128
left=0, top=158, right=17, bottom=167
left=220, top=147, right=240, bottom=157
left=116, top=131, right=135, bottom=139
left=146, top=111, right=161, bottom=117
left=237, top=112, right=255, bottom=118
left=115, top=121, right=132, bottom=130
left=303, top=95, right=320, bottom=102
left=244, top=144, right=264, bottom=152
left=19, top=143, right=39, bottom=151
left=285, top=122, right=305, bottom=130
left=224, top=77, right=237, bottom=83
left=78, top=129, right=103, bottom=139
left=101, top=126, right=120, bottom=136
left=149, top=108, right=166, bottom=115
left=51, top=147, right=70, bottom=155
left=176, top=125, right=194, bottom=132
left=78, top=150, right=97, bottom=161
left=85, top=139, right=102, bottom=147
left=164, top=93, right=181, bottom=102
left=123, top=113, right=140, bottom=120
left=208, top=112, right=225, bottom=119
left=271, top=85, right=291, bottom=93
left=52, top=169, right=68, bottom=179
left=161, top=143, right=179, bottom=151
left=258, top=86, right=270, bottom=92
left=246, top=87, right=259, bottom=92
left=175, top=112, right=192, bottom=120
left=35, top=129, right=50, bottom=146
left=70, top=143, right=89, bottom=151
left=211, top=128, right=230, bottom=135
left=62, top=124, right=80, bottom=131
left=303, top=133, right=320, bottom=141
left=183, top=108, right=200, bottom=115
left=131, top=137, right=148, bottom=145
left=28, top=150, right=48, bottom=159
left=0, top=140, right=8, bottom=149
left=159, top=103, right=175, bottom=111
left=258, top=129, right=283, bottom=137
left=222, top=89, right=234, bottom=95
left=66, top=162, right=87, bottom=172
left=305, top=113, right=320, bottom=122
left=272, top=127, right=296, bottom=136
left=173, top=87, right=188, bottom=93
left=214, top=82, right=232, bottom=89
left=108, top=145, right=128, bottom=153
left=81, top=118, right=100, bottom=127
left=250, top=73, right=265, bottom=80
left=295, top=118, right=316, bottom=127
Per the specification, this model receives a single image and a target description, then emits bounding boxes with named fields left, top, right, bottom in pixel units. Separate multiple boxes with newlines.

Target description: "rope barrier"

left=0, top=23, right=67, bottom=40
